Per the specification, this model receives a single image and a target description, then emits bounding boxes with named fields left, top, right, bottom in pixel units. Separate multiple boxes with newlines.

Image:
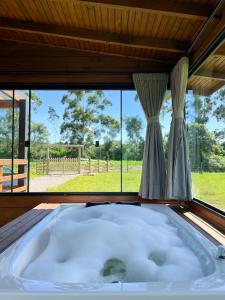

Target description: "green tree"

left=213, top=88, right=225, bottom=122
left=188, top=124, right=216, bottom=170
left=30, top=123, right=49, bottom=159
left=124, top=115, right=144, bottom=160
left=0, top=109, right=20, bottom=158
left=60, top=90, right=120, bottom=147
left=48, top=105, right=59, bottom=143
left=24, top=91, right=43, bottom=113
left=186, top=91, right=225, bottom=171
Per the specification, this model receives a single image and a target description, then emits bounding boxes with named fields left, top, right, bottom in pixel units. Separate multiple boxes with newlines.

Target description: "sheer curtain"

left=133, top=73, right=168, bottom=199
left=166, top=57, right=192, bottom=200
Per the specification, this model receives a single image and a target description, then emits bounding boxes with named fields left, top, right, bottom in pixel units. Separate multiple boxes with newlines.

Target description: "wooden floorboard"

left=0, top=203, right=59, bottom=254
left=171, top=205, right=225, bottom=245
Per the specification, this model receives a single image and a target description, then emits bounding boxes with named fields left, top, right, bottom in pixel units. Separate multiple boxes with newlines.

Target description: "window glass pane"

left=122, top=90, right=146, bottom=192
left=186, top=89, right=225, bottom=210
left=29, top=90, right=121, bottom=192
left=13, top=90, right=29, bottom=192
left=0, top=90, right=13, bottom=193
left=161, top=91, right=172, bottom=164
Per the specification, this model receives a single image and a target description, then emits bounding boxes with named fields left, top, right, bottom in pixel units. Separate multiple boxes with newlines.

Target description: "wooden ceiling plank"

left=114, top=8, right=121, bottom=34
left=75, top=0, right=212, bottom=20
left=195, top=69, right=225, bottom=81
left=137, top=11, right=148, bottom=37
left=0, top=18, right=188, bottom=53
left=95, top=5, right=103, bottom=32
left=0, top=36, right=176, bottom=63
left=215, top=46, right=225, bottom=56
left=72, top=2, right=83, bottom=28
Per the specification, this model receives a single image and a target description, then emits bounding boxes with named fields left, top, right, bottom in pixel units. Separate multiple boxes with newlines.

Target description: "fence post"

left=0, top=164, right=3, bottom=192
left=78, top=157, right=81, bottom=174
left=89, top=158, right=91, bottom=173
left=98, top=159, right=100, bottom=173
left=46, top=158, right=49, bottom=175
left=62, top=157, right=65, bottom=174
left=127, top=160, right=129, bottom=172
left=106, top=158, right=109, bottom=172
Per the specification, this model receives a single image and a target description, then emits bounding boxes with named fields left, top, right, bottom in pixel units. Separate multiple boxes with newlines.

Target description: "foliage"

left=24, top=91, right=43, bottom=113
left=48, top=105, right=59, bottom=143
left=30, top=122, right=49, bottom=159
left=123, top=115, right=144, bottom=160
left=60, top=90, right=120, bottom=146
left=187, top=92, right=225, bottom=172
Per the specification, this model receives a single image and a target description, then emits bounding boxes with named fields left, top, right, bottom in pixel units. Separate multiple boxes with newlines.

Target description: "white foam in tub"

left=22, top=205, right=204, bottom=283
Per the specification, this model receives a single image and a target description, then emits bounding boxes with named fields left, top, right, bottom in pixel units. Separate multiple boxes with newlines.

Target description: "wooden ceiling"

left=0, top=0, right=225, bottom=90
left=188, top=42, right=225, bottom=95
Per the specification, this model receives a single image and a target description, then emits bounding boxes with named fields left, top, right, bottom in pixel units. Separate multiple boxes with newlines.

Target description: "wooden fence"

left=35, top=158, right=142, bottom=175
left=35, top=158, right=113, bottom=175
left=0, top=159, right=28, bottom=192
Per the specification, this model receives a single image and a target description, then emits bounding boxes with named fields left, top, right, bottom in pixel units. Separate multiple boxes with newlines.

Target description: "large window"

left=186, top=89, right=225, bottom=210
left=0, top=89, right=149, bottom=193
left=30, top=90, right=121, bottom=192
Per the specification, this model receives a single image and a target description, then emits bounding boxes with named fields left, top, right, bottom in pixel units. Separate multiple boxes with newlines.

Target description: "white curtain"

left=166, top=57, right=192, bottom=200
left=133, top=73, right=168, bottom=199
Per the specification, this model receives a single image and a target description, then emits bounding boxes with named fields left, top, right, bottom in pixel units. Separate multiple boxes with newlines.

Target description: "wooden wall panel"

left=0, top=194, right=187, bottom=225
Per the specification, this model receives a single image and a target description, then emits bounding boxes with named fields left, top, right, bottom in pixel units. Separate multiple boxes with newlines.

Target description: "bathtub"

left=0, top=203, right=224, bottom=300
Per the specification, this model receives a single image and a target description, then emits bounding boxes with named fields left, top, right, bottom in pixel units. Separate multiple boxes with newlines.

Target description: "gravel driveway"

left=29, top=174, right=77, bottom=192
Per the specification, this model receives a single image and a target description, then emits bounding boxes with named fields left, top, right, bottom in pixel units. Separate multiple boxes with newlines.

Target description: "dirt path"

left=29, top=174, right=77, bottom=192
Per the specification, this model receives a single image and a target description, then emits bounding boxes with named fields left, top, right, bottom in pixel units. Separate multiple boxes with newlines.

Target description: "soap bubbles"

left=23, top=205, right=203, bottom=283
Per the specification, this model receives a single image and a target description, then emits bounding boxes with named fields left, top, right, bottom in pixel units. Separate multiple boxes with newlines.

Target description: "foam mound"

left=23, top=205, right=203, bottom=283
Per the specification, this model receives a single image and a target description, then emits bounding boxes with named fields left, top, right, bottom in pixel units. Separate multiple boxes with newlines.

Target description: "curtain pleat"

left=166, top=57, right=192, bottom=200
left=133, top=73, right=168, bottom=199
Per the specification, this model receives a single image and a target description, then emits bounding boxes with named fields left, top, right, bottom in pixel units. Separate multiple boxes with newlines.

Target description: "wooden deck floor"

left=0, top=203, right=59, bottom=254
left=0, top=203, right=224, bottom=254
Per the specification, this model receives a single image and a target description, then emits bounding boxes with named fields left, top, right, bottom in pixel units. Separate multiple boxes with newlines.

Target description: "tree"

left=60, top=90, right=120, bottom=148
left=0, top=109, right=20, bottom=158
left=213, top=88, right=225, bottom=122
left=124, top=116, right=144, bottom=160
left=188, top=124, right=216, bottom=170
left=48, top=105, right=59, bottom=143
left=24, top=91, right=43, bottom=113
left=124, top=116, right=142, bottom=143
left=30, top=122, right=49, bottom=159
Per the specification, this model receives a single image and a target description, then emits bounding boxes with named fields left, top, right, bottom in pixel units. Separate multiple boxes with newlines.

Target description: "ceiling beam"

left=195, top=69, right=225, bottom=81
left=0, top=40, right=173, bottom=84
left=76, top=0, right=212, bottom=20
left=0, top=38, right=176, bottom=64
left=189, top=2, right=225, bottom=71
left=0, top=18, right=188, bottom=53
left=0, top=100, right=20, bottom=108
left=0, top=40, right=173, bottom=73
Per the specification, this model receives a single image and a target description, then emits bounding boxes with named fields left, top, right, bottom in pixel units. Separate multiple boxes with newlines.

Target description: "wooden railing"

left=0, top=159, right=28, bottom=192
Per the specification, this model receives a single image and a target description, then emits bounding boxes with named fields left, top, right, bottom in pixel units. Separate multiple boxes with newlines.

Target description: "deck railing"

left=0, top=159, right=28, bottom=192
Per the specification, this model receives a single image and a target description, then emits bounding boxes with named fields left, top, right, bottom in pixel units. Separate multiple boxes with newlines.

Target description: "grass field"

left=48, top=171, right=141, bottom=192
left=48, top=171, right=225, bottom=210
left=192, top=172, right=225, bottom=210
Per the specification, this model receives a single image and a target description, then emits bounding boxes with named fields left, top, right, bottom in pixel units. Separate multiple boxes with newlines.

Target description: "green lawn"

left=192, top=172, right=225, bottom=210
left=49, top=171, right=225, bottom=210
left=48, top=171, right=141, bottom=192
